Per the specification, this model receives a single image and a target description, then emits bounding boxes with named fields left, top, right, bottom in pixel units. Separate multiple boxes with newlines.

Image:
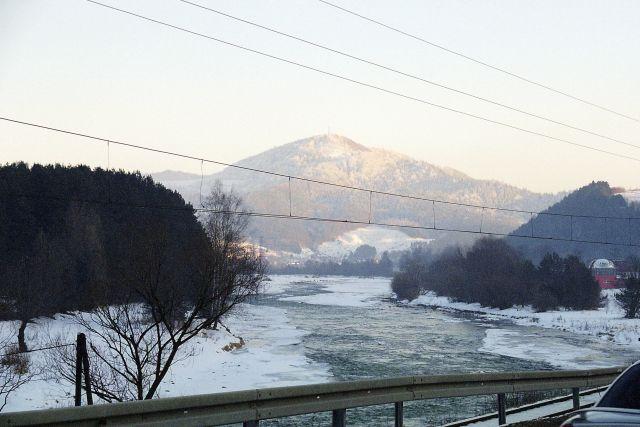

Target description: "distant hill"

left=508, top=181, right=640, bottom=262
left=154, top=134, right=561, bottom=255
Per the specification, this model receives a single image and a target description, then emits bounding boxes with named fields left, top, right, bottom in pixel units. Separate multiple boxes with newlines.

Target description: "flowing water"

left=238, top=276, right=639, bottom=426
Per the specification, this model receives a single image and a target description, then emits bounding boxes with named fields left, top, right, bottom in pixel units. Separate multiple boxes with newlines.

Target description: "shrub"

left=616, top=278, right=640, bottom=318
left=0, top=346, right=29, bottom=375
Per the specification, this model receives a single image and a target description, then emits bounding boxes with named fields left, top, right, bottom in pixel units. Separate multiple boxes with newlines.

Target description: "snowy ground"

left=1, top=300, right=331, bottom=412
left=409, top=289, right=640, bottom=352
left=1, top=276, right=389, bottom=412
left=316, top=226, right=431, bottom=260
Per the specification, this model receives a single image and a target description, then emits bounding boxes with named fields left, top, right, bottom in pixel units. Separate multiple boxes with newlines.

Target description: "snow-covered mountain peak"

left=153, top=134, right=561, bottom=254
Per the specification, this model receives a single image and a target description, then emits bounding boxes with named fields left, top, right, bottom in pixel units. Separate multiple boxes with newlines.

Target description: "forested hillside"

left=0, top=163, right=208, bottom=348
left=508, top=181, right=640, bottom=262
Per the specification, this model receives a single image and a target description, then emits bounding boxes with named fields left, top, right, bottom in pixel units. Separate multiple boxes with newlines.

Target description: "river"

left=241, top=275, right=640, bottom=426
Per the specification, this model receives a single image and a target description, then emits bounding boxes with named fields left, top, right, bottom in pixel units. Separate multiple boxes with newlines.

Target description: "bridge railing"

left=0, top=366, right=625, bottom=426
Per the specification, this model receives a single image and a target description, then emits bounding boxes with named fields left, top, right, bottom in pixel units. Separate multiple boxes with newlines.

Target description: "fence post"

left=572, top=387, right=580, bottom=410
left=497, top=393, right=506, bottom=425
left=394, top=401, right=403, bottom=427
left=80, top=335, right=93, bottom=405
left=332, top=408, right=346, bottom=427
left=243, top=421, right=259, bottom=427
left=74, top=334, right=83, bottom=406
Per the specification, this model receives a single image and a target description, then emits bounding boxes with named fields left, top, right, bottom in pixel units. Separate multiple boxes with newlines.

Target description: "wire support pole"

left=288, top=176, right=292, bottom=217
left=200, top=159, right=205, bottom=208
left=432, top=201, right=436, bottom=229
left=530, top=212, right=534, bottom=238
left=570, top=215, right=573, bottom=241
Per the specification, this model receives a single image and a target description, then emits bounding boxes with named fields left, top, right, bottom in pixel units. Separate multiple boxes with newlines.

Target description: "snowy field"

left=409, top=289, right=640, bottom=353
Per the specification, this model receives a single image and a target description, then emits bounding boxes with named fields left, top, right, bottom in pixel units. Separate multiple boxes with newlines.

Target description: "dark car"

left=562, top=363, right=640, bottom=426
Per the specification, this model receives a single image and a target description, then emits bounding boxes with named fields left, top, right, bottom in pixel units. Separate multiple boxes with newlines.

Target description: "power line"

left=2, top=116, right=639, bottom=223
left=316, top=0, right=640, bottom=124
left=3, top=191, right=640, bottom=248
left=79, top=0, right=640, bottom=163
left=3, top=343, right=75, bottom=357
left=210, top=210, right=640, bottom=248
left=178, top=0, right=640, bottom=151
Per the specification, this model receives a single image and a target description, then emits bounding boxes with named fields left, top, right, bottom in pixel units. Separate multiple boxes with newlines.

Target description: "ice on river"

left=273, top=275, right=391, bottom=307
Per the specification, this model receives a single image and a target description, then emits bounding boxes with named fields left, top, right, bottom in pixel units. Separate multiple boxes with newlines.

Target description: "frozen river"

left=248, top=275, right=639, bottom=425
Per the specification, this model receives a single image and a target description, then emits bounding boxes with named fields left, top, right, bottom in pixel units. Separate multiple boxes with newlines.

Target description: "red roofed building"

left=588, top=258, right=617, bottom=289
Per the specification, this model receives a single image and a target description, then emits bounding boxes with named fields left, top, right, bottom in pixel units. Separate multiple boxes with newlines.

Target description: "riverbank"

left=407, top=289, right=640, bottom=350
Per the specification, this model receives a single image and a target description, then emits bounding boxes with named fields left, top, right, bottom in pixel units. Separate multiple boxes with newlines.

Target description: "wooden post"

left=394, top=401, right=403, bottom=427
left=80, top=335, right=93, bottom=405
left=497, top=393, right=506, bottom=425
left=332, top=408, right=346, bottom=427
left=572, top=387, right=580, bottom=410
left=74, top=334, right=83, bottom=406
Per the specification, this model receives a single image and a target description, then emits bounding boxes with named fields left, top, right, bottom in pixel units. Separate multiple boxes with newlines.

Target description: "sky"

left=1, top=0, right=639, bottom=194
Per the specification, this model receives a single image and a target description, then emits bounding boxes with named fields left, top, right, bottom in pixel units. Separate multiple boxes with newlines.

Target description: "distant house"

left=612, top=259, right=640, bottom=281
left=588, top=259, right=618, bottom=289
left=588, top=258, right=639, bottom=289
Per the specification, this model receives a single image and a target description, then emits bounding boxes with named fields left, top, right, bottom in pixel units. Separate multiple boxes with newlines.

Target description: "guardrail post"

left=243, top=421, right=259, bottom=427
left=497, top=393, right=506, bottom=425
left=572, top=387, right=580, bottom=409
left=394, top=401, right=403, bottom=427
left=332, top=408, right=346, bottom=427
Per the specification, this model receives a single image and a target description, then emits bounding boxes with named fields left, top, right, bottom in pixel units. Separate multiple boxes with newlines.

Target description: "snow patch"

left=316, top=226, right=430, bottom=260
left=410, top=290, right=640, bottom=350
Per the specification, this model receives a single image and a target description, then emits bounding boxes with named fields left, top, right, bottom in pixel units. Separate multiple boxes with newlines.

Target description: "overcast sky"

left=1, top=0, right=639, bottom=193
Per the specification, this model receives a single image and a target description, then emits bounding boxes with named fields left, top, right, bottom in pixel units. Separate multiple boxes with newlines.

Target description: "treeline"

left=391, top=238, right=600, bottom=311
left=273, top=252, right=393, bottom=277
left=509, top=181, right=640, bottom=262
left=0, top=163, right=210, bottom=349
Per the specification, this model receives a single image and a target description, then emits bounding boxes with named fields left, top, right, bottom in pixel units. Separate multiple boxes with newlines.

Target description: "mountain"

left=153, top=134, right=561, bottom=258
left=508, top=181, right=640, bottom=262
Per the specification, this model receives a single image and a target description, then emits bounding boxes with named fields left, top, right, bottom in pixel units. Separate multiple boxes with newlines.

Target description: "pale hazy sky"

left=1, top=0, right=639, bottom=193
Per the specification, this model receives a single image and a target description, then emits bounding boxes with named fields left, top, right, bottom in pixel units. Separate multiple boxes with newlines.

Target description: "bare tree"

left=5, top=231, right=64, bottom=352
left=0, top=326, right=34, bottom=411
left=50, top=184, right=265, bottom=402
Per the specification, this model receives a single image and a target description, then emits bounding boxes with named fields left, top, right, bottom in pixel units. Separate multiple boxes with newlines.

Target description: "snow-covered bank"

left=409, top=290, right=640, bottom=351
left=1, top=302, right=331, bottom=412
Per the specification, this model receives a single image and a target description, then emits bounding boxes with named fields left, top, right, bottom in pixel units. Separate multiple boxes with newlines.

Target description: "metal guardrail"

left=0, top=367, right=625, bottom=426
left=444, top=385, right=608, bottom=426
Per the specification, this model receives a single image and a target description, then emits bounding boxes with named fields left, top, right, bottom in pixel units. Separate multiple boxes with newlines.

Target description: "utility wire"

left=316, top=0, right=640, bottom=123
left=178, top=0, right=640, bottom=151
left=3, top=343, right=75, bottom=357
left=80, top=0, right=640, bottom=163
left=2, top=116, right=639, bottom=222
left=3, top=191, right=639, bottom=248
